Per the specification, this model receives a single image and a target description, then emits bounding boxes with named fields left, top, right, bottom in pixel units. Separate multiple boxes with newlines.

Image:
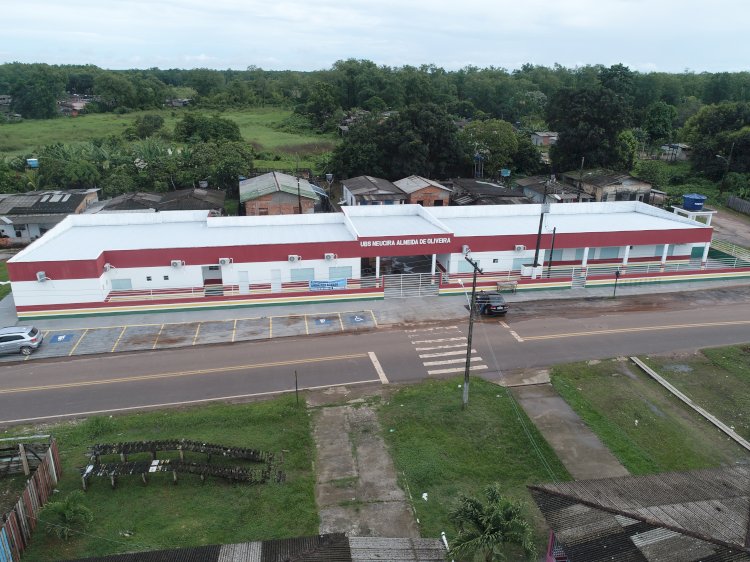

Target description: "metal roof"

left=343, top=176, right=406, bottom=197
left=239, top=171, right=319, bottom=203
left=530, top=465, right=750, bottom=561
left=393, top=175, right=452, bottom=195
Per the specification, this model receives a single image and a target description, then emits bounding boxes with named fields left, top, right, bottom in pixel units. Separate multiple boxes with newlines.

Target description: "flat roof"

left=10, top=202, right=709, bottom=264
left=12, top=211, right=356, bottom=262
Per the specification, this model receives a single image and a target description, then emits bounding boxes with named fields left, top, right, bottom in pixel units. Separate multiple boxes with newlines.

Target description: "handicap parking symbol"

left=316, top=317, right=329, bottom=324
left=50, top=333, right=75, bottom=344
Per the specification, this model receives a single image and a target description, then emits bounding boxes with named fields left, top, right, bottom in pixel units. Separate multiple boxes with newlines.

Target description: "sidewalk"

left=2, top=276, right=749, bottom=331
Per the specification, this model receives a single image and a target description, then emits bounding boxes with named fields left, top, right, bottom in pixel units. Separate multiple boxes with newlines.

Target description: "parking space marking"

left=192, top=324, right=201, bottom=346
left=152, top=324, right=165, bottom=349
left=509, top=331, right=524, bottom=342
left=337, top=312, right=344, bottom=332
left=111, top=327, right=127, bottom=353
left=232, top=319, right=237, bottom=343
left=369, top=310, right=378, bottom=327
left=269, top=317, right=273, bottom=339
left=304, top=315, right=309, bottom=336
left=68, top=329, right=88, bottom=356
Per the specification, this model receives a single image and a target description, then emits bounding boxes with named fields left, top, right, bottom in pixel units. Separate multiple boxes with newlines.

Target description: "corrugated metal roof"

left=530, top=465, right=750, bottom=561
left=240, top=172, right=319, bottom=203
left=343, top=176, right=405, bottom=197
left=393, top=175, right=452, bottom=195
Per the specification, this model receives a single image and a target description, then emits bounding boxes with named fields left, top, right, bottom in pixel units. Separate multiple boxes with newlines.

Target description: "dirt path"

left=310, top=388, right=419, bottom=537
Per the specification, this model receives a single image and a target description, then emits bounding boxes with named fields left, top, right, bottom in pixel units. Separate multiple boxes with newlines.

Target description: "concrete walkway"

left=501, top=370, right=629, bottom=480
left=309, top=388, right=419, bottom=537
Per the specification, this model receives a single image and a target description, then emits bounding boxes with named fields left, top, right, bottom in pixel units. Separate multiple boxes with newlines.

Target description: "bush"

left=41, top=491, right=94, bottom=541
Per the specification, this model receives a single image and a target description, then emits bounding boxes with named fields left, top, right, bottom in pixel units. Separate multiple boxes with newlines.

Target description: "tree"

left=459, top=119, right=518, bottom=177
left=9, top=64, right=65, bottom=119
left=174, top=113, right=242, bottom=143
left=448, top=484, right=536, bottom=562
left=93, top=72, right=137, bottom=111
left=124, top=113, right=165, bottom=140
left=643, top=101, right=677, bottom=144
left=297, top=81, right=341, bottom=131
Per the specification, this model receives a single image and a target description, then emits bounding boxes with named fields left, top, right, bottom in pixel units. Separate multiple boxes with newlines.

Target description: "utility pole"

left=717, top=142, right=735, bottom=194
left=297, top=175, right=303, bottom=215
left=546, top=227, right=557, bottom=278
left=613, top=269, right=621, bottom=297
left=532, top=181, right=550, bottom=269
left=462, top=254, right=483, bottom=410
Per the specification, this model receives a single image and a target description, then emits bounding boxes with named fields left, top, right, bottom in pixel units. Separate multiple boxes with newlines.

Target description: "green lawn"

left=0, top=108, right=338, bottom=162
left=0, top=260, right=10, bottom=300
left=644, top=346, right=750, bottom=441
left=18, top=396, right=317, bottom=561
left=551, top=358, right=747, bottom=475
left=379, top=378, right=569, bottom=553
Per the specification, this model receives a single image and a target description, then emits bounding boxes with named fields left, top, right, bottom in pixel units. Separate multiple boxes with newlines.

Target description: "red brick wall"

left=407, top=187, right=449, bottom=206
left=244, top=193, right=315, bottom=215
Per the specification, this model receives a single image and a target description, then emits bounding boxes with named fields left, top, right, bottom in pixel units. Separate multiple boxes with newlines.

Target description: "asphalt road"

left=2, top=296, right=750, bottom=425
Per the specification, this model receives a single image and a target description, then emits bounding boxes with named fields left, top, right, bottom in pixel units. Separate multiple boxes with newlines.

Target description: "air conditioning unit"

left=36, top=271, right=47, bottom=282
left=324, top=253, right=336, bottom=261
left=218, top=258, right=232, bottom=266
left=103, top=263, right=113, bottom=272
left=461, top=245, right=470, bottom=255
left=288, top=255, right=301, bottom=263
left=514, top=245, right=526, bottom=252
left=170, top=260, right=185, bottom=268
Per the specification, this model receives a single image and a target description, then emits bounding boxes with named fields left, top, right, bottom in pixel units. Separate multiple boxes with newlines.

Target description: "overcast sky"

left=2, top=0, right=748, bottom=73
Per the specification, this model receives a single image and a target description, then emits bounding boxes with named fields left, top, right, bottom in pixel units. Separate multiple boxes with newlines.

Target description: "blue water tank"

left=682, top=193, right=707, bottom=211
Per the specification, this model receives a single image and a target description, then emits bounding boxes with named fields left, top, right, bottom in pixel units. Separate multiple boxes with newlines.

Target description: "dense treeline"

left=1, top=60, right=749, bottom=198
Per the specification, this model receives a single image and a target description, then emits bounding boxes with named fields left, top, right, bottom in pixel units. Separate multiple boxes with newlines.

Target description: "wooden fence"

left=0, top=438, right=61, bottom=562
left=727, top=195, right=750, bottom=215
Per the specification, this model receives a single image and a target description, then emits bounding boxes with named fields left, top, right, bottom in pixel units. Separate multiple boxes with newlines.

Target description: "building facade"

left=7, top=202, right=724, bottom=319
left=393, top=176, right=452, bottom=206
left=240, top=172, right=318, bottom=216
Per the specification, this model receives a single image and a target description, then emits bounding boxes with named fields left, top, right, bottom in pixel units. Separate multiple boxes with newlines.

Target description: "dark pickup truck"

left=475, top=291, right=509, bottom=316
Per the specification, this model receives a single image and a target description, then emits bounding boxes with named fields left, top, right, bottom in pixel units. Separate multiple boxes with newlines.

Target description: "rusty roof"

left=530, top=465, right=750, bottom=561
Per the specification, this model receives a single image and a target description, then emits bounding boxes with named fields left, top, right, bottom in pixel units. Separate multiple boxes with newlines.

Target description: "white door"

left=238, top=271, right=250, bottom=295
left=270, top=269, right=282, bottom=293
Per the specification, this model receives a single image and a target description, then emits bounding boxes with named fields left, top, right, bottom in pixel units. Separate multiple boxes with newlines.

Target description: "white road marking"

left=423, top=357, right=483, bottom=367
left=418, top=349, right=475, bottom=358
left=427, top=365, right=489, bottom=375
left=499, top=321, right=510, bottom=328
left=414, top=343, right=466, bottom=351
left=411, top=337, right=467, bottom=344
left=405, top=325, right=458, bottom=333
left=509, top=331, right=524, bottom=342
left=368, top=351, right=389, bottom=385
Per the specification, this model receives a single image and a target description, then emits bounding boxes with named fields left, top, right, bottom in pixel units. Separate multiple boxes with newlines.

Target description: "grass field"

left=17, top=396, right=317, bottom=561
left=644, top=346, right=750, bottom=441
left=0, top=260, right=10, bottom=300
left=379, top=377, right=570, bottom=554
left=0, top=108, right=338, bottom=166
left=551, top=357, right=747, bottom=475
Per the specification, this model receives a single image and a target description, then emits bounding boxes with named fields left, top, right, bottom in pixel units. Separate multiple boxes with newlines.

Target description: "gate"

left=383, top=273, right=440, bottom=298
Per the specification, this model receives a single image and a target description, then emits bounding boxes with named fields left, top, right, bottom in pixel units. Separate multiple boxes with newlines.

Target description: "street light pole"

left=462, top=254, right=483, bottom=410
left=546, top=227, right=557, bottom=278
left=613, top=269, right=621, bottom=297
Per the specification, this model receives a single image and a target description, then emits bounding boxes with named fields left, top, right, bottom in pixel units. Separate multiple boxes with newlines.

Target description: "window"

left=493, top=258, right=499, bottom=263
left=511, top=258, right=527, bottom=270
left=599, top=247, right=620, bottom=259
left=290, top=268, right=315, bottom=282
left=433, top=199, right=444, bottom=206
left=458, top=259, right=479, bottom=273
left=329, top=266, right=352, bottom=279
left=574, top=248, right=585, bottom=261
left=551, top=249, right=564, bottom=261
left=111, top=279, right=132, bottom=291
left=208, top=266, right=219, bottom=271
left=416, top=200, right=424, bottom=206
left=146, top=276, right=152, bottom=282
left=258, top=208, right=269, bottom=215
left=163, top=275, right=169, bottom=281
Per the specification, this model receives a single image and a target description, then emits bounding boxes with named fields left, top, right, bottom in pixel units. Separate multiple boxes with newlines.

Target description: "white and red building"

left=7, top=202, right=738, bottom=320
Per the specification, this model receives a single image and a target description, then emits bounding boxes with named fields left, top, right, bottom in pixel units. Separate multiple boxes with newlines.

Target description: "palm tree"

left=448, top=484, right=536, bottom=562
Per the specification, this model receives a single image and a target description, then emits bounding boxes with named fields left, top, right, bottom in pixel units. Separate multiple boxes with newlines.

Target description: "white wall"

left=222, top=258, right=362, bottom=285
left=11, top=277, right=107, bottom=306
left=449, top=250, right=541, bottom=274
left=105, top=265, right=204, bottom=291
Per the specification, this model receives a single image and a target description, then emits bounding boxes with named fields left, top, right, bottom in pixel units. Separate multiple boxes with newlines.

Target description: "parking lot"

left=4, top=310, right=378, bottom=363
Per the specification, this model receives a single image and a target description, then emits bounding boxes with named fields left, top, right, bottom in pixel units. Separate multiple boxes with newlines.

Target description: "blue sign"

left=50, top=333, right=75, bottom=343
left=309, top=279, right=347, bottom=291
left=500, top=168, right=511, bottom=177
left=27, top=158, right=39, bottom=168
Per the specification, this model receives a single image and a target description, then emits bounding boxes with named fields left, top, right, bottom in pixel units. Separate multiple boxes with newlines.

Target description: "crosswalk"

left=405, top=325, right=489, bottom=376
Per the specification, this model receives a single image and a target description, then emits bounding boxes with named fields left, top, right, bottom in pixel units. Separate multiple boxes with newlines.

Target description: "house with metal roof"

left=442, top=177, right=529, bottom=206
left=393, top=176, right=452, bottom=207
left=240, top=171, right=319, bottom=216
left=530, top=465, right=750, bottom=561
left=531, top=131, right=558, bottom=146
left=87, top=189, right=225, bottom=216
left=341, top=176, right=407, bottom=206
left=559, top=169, right=653, bottom=203
left=0, top=189, right=99, bottom=242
